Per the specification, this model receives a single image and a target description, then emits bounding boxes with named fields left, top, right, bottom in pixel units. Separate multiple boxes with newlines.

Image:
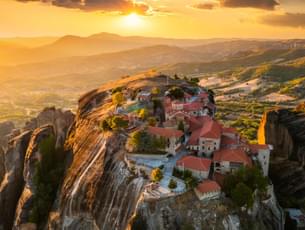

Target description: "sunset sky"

left=1, top=0, right=305, bottom=39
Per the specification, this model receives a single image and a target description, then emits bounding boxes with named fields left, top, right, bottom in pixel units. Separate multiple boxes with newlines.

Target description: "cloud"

left=191, top=0, right=279, bottom=11
left=261, top=13, right=305, bottom=28
left=17, top=0, right=151, bottom=15
left=219, top=0, right=279, bottom=10
left=191, top=2, right=218, bottom=10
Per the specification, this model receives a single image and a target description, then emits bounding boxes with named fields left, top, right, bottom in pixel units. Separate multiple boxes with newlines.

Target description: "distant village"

left=100, top=78, right=279, bottom=227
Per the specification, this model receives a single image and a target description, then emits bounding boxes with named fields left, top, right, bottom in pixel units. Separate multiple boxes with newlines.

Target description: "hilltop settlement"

left=98, top=74, right=278, bottom=228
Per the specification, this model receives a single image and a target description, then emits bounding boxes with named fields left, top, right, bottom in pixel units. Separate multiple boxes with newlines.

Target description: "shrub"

left=147, top=117, right=157, bottom=126
left=137, top=108, right=149, bottom=120
left=151, top=87, right=160, bottom=95
left=168, top=87, right=184, bottom=100
left=151, top=168, right=163, bottom=182
left=100, top=119, right=111, bottom=131
left=232, top=182, right=253, bottom=208
left=127, top=130, right=166, bottom=154
left=168, top=179, right=177, bottom=190
left=223, top=166, right=268, bottom=208
left=178, top=121, right=185, bottom=132
left=112, top=86, right=124, bottom=94
left=112, top=92, right=125, bottom=105
left=110, top=115, right=128, bottom=130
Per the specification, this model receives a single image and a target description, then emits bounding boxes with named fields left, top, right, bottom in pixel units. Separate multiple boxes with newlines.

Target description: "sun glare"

left=124, top=13, right=142, bottom=27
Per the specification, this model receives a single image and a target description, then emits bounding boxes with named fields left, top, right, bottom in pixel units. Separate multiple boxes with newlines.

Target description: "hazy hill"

left=160, top=48, right=305, bottom=75
left=0, top=36, right=58, bottom=48
left=0, top=45, right=208, bottom=81
left=0, top=32, right=229, bottom=66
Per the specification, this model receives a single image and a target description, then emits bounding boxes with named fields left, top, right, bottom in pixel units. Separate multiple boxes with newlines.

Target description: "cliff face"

left=258, top=106, right=305, bottom=205
left=0, top=108, right=74, bottom=230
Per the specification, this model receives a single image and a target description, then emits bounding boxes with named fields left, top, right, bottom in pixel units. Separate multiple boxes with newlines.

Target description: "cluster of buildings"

left=144, top=86, right=272, bottom=201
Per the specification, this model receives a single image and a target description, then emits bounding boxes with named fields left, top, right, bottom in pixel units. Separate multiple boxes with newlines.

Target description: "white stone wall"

left=166, top=137, right=181, bottom=155
left=194, top=189, right=221, bottom=201
left=257, top=149, right=270, bottom=177
left=176, top=166, right=209, bottom=180
left=198, top=137, right=220, bottom=157
left=214, top=161, right=230, bottom=174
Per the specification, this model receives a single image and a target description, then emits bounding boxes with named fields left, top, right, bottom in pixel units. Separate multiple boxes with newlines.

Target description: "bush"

left=147, top=117, right=157, bottom=126
left=110, top=115, right=129, bottom=130
left=173, top=168, right=198, bottom=189
left=168, top=87, right=184, bottom=100
left=112, top=86, right=124, bottom=94
left=223, top=166, right=268, bottom=208
left=137, top=108, right=149, bottom=120
left=127, top=130, right=166, bottom=154
left=151, top=168, right=163, bottom=182
left=232, top=183, right=253, bottom=208
left=112, top=92, right=125, bottom=105
left=151, top=87, right=160, bottom=95
left=168, top=179, right=177, bottom=190
left=100, top=119, right=111, bottom=131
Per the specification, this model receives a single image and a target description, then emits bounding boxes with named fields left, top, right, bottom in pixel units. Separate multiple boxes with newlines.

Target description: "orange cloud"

left=17, top=0, right=150, bottom=15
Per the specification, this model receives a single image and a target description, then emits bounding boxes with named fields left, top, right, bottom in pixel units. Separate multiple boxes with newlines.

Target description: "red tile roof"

left=222, top=127, right=238, bottom=134
left=183, top=102, right=203, bottom=112
left=188, top=116, right=209, bottom=132
left=196, top=180, right=221, bottom=194
left=198, top=92, right=209, bottom=99
left=221, top=135, right=238, bottom=146
left=148, top=126, right=183, bottom=138
left=249, top=144, right=270, bottom=154
left=199, top=119, right=222, bottom=139
left=176, top=156, right=211, bottom=172
left=213, top=148, right=252, bottom=166
left=188, top=117, right=222, bottom=145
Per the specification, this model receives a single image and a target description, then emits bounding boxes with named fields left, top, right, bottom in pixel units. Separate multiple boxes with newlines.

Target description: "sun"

left=124, top=13, right=142, bottom=27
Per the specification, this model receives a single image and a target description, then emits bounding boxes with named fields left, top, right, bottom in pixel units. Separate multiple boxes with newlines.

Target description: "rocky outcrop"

left=13, top=125, right=55, bottom=228
left=258, top=106, right=305, bottom=205
left=0, top=131, right=32, bottom=230
left=0, top=121, right=15, bottom=151
left=23, top=107, right=74, bottom=148
left=258, top=108, right=305, bottom=160
left=0, top=108, right=74, bottom=230
left=48, top=113, right=144, bottom=230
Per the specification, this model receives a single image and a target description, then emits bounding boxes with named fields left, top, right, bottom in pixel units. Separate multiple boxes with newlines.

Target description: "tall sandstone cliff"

left=258, top=105, right=305, bottom=205
left=0, top=108, right=74, bottom=230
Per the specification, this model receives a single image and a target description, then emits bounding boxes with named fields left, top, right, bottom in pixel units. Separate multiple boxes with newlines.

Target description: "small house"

left=176, top=156, right=211, bottom=180
left=147, top=126, right=183, bottom=155
left=137, top=91, right=151, bottom=102
left=213, top=148, right=252, bottom=174
left=194, top=180, right=221, bottom=201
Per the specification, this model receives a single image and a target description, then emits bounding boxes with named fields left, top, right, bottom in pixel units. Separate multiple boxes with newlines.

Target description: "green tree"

left=151, top=168, right=163, bottom=182
left=138, top=108, right=149, bottom=120
left=112, top=92, right=125, bottom=105
left=151, top=87, right=160, bottom=95
left=147, top=117, right=157, bottom=126
left=111, top=86, right=123, bottom=94
left=168, top=87, right=184, bottom=100
left=100, top=119, right=111, bottom=132
left=232, top=183, right=253, bottom=208
left=110, top=116, right=128, bottom=130
left=178, top=121, right=185, bottom=132
left=168, top=179, right=177, bottom=190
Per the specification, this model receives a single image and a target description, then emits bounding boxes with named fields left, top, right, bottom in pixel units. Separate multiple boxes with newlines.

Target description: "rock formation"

left=0, top=108, right=74, bottom=230
left=258, top=105, right=305, bottom=206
